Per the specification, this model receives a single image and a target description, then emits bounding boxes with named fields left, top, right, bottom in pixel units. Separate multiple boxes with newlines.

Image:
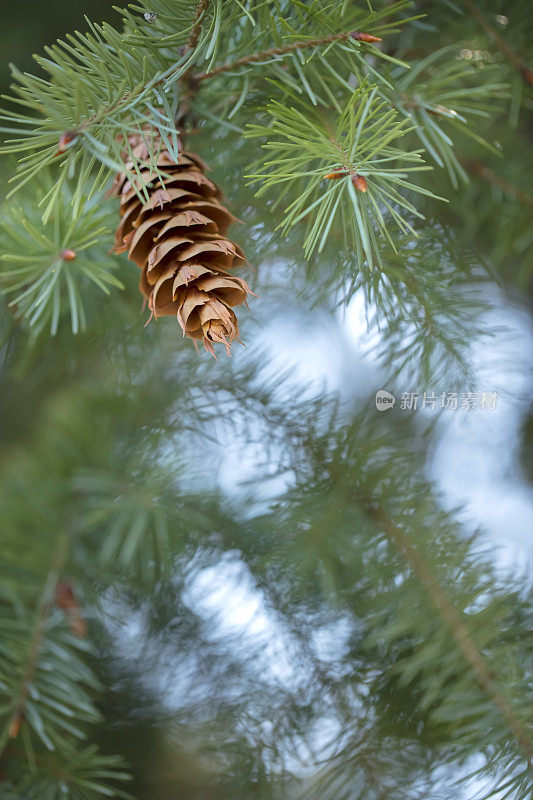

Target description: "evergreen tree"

left=0, top=1, right=532, bottom=798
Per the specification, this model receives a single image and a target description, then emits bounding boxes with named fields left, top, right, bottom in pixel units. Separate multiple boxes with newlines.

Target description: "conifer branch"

left=463, top=0, right=533, bottom=87
left=194, top=30, right=382, bottom=82
left=3, top=529, right=70, bottom=750
left=2, top=2, right=533, bottom=796
left=366, top=502, right=533, bottom=764
left=465, top=159, right=533, bottom=208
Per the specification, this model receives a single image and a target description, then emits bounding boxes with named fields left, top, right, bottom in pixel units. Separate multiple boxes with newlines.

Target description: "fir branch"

left=365, top=501, right=533, bottom=765
left=194, top=29, right=382, bottom=82
left=465, top=159, right=533, bottom=208
left=379, top=46, right=507, bottom=188
left=0, top=174, right=123, bottom=335
left=2, top=744, right=132, bottom=799
left=463, top=0, right=533, bottom=87
left=2, top=529, right=70, bottom=754
left=358, top=228, right=488, bottom=386
left=246, top=84, right=441, bottom=261
left=0, top=1, right=407, bottom=216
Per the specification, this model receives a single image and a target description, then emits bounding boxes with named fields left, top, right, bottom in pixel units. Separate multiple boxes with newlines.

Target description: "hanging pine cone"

left=112, top=130, right=253, bottom=357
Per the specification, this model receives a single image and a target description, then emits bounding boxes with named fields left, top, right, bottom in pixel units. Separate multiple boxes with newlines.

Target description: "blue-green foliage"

left=0, top=1, right=533, bottom=799
left=0, top=175, right=122, bottom=334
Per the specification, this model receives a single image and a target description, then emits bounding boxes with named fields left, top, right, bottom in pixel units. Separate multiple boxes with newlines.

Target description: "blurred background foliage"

left=1, top=1, right=533, bottom=800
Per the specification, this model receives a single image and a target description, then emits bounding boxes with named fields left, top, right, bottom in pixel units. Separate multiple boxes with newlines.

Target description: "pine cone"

left=112, top=130, right=253, bottom=357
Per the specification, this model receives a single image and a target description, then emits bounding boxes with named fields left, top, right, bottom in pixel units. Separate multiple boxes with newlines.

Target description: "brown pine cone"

left=112, top=130, right=253, bottom=357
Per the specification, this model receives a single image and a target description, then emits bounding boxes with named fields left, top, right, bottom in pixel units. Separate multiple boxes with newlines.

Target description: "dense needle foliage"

left=0, top=1, right=532, bottom=798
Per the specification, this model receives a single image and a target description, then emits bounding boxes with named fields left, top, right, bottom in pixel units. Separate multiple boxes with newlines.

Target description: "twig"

left=194, top=30, right=382, bottom=82
left=463, top=0, right=533, bottom=87
left=465, top=160, right=533, bottom=208
left=184, top=0, right=211, bottom=56
left=176, top=0, right=211, bottom=124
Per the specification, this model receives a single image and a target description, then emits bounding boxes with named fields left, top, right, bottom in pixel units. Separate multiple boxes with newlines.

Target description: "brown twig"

left=466, top=159, right=533, bottom=208
left=194, top=30, right=382, bottom=82
left=184, top=0, right=211, bottom=56
left=176, top=0, right=212, bottom=124
left=365, top=501, right=533, bottom=763
left=463, top=0, right=533, bottom=87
